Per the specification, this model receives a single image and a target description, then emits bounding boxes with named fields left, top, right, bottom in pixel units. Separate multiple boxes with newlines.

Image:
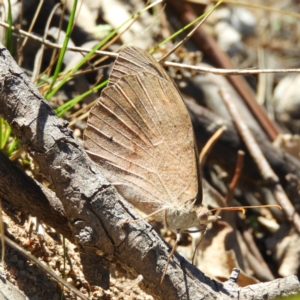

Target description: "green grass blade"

left=150, top=0, right=223, bottom=54
left=7, top=138, right=20, bottom=157
left=0, top=119, right=12, bottom=150
left=44, top=0, right=78, bottom=99
left=55, top=80, right=107, bottom=117
left=2, top=120, right=12, bottom=147
left=4, top=0, right=13, bottom=54
left=0, top=119, right=3, bottom=149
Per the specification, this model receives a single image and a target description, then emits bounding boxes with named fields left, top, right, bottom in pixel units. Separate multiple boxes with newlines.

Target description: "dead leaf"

left=195, top=221, right=258, bottom=286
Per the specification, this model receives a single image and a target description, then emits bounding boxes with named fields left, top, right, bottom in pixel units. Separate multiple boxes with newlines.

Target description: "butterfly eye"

left=198, top=210, right=220, bottom=225
left=198, top=210, right=211, bottom=223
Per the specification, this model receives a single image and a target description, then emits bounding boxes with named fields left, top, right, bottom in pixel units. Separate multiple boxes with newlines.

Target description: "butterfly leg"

left=120, top=207, right=167, bottom=226
left=160, top=229, right=181, bottom=284
left=192, top=227, right=207, bottom=265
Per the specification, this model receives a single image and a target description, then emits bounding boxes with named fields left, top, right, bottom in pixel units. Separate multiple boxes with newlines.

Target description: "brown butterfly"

left=83, top=46, right=219, bottom=280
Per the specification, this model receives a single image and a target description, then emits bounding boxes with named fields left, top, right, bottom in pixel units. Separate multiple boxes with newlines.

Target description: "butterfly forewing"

left=108, top=47, right=171, bottom=86
left=84, top=47, right=200, bottom=217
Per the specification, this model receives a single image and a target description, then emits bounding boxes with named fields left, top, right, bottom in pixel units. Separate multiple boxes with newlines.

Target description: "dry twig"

left=220, top=88, right=300, bottom=234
